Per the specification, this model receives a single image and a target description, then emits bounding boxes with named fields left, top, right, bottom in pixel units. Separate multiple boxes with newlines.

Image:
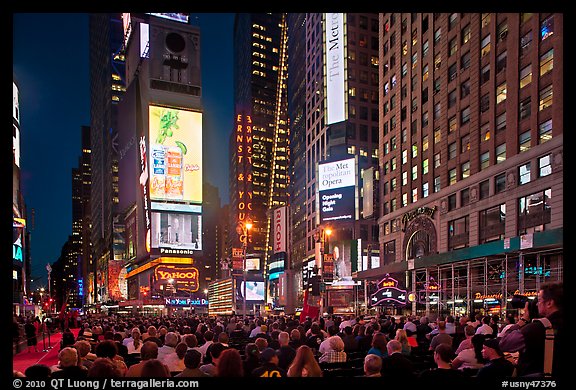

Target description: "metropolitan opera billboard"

left=318, top=157, right=356, bottom=223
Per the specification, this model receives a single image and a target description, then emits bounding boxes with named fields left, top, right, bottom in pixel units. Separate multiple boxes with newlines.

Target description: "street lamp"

left=242, top=222, right=253, bottom=320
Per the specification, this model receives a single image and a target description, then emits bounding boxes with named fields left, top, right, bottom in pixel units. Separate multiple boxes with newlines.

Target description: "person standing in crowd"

left=363, top=354, right=382, bottom=377
left=251, top=348, right=287, bottom=377
left=24, top=318, right=38, bottom=353
left=287, top=345, right=322, bottom=377
left=50, top=347, right=88, bottom=378
left=499, top=283, right=564, bottom=378
left=476, top=337, right=514, bottom=379
left=125, top=341, right=158, bottom=377
left=216, top=348, right=244, bottom=377
left=175, top=349, right=209, bottom=378
left=381, top=340, right=414, bottom=379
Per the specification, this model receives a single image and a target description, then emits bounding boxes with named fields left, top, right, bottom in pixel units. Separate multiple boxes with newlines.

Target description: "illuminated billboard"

left=151, top=211, right=202, bottom=255
left=239, top=281, right=265, bottom=301
left=318, top=157, right=356, bottom=223
left=149, top=105, right=202, bottom=204
left=324, top=13, right=346, bottom=125
left=147, top=13, right=190, bottom=24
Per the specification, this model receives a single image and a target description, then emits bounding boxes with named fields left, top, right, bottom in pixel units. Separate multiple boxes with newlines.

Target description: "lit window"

left=423, top=158, right=429, bottom=175
left=481, top=35, right=491, bottom=57
left=539, top=119, right=552, bottom=144
left=480, top=152, right=490, bottom=170
left=496, top=143, right=506, bottom=164
left=423, top=182, right=429, bottom=197
left=539, top=154, right=552, bottom=177
left=541, top=15, right=554, bottom=41
left=402, top=171, right=408, bottom=185
left=540, top=49, right=554, bottom=76
left=539, top=85, right=553, bottom=111
left=461, top=161, right=470, bottom=179
left=412, top=188, right=418, bottom=203
left=481, top=13, right=490, bottom=28
left=520, top=65, right=532, bottom=88
left=412, top=165, right=418, bottom=180
left=434, top=176, right=441, bottom=192
left=402, top=193, right=408, bottom=207
left=519, top=163, right=531, bottom=185
left=449, top=168, right=457, bottom=185
left=496, top=82, right=507, bottom=104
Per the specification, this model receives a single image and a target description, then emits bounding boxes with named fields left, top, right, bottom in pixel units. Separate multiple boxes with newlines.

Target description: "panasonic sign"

left=325, top=13, right=346, bottom=125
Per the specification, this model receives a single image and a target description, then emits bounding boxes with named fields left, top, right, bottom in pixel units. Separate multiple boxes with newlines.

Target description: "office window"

left=540, top=49, right=554, bottom=76
left=481, top=13, right=490, bottom=28
left=496, top=143, right=506, bottom=164
left=461, top=134, right=470, bottom=153
left=434, top=28, right=441, bottom=44
left=520, top=65, right=532, bottom=88
left=435, top=53, right=442, bottom=70
left=461, top=51, right=471, bottom=70
left=412, top=144, right=418, bottom=158
left=412, top=52, right=418, bottom=69
left=480, top=152, right=490, bottom=170
left=402, top=149, right=408, bottom=165
left=402, top=40, right=408, bottom=56
left=521, top=30, right=533, bottom=56
left=496, top=51, right=507, bottom=73
left=434, top=153, right=441, bottom=168
left=539, top=85, right=553, bottom=111
left=391, top=177, right=397, bottom=191
left=495, top=173, right=506, bottom=193
left=402, top=193, right=408, bottom=207
left=480, top=93, right=490, bottom=113
left=423, top=40, right=429, bottom=57
left=480, top=204, right=506, bottom=243
left=412, top=28, right=418, bottom=46
left=449, top=168, right=457, bottom=185
left=496, top=82, right=507, bottom=104
left=449, top=142, right=457, bottom=160
left=461, top=188, right=470, bottom=206
left=481, top=35, right=491, bottom=57
left=519, top=163, right=531, bottom=185
left=539, top=119, right=552, bottom=144
left=391, top=156, right=397, bottom=171
left=518, top=189, right=552, bottom=235
left=422, top=64, right=429, bottom=82
left=412, top=188, right=418, bottom=203
left=391, top=198, right=397, bottom=212
left=402, top=129, right=408, bottom=145
left=497, top=21, right=508, bottom=42
left=449, top=37, right=458, bottom=56
left=402, top=171, right=408, bottom=186
left=539, top=154, right=552, bottom=177
left=461, top=79, right=470, bottom=98
left=434, top=103, right=441, bottom=119
left=448, top=63, right=457, bottom=81
left=402, top=62, right=408, bottom=77
left=520, top=98, right=531, bottom=121
left=449, top=13, right=458, bottom=29
left=422, top=87, right=429, bottom=104
left=481, top=64, right=490, bottom=84
left=519, top=130, right=531, bottom=153
left=434, top=78, right=441, bottom=94
left=448, top=194, right=457, bottom=211
left=541, top=15, right=554, bottom=41
left=434, top=128, right=441, bottom=144
left=461, top=106, right=471, bottom=125
left=481, top=123, right=490, bottom=142
left=412, top=165, right=418, bottom=180
left=434, top=176, right=441, bottom=192
left=462, top=24, right=471, bottom=44
left=423, top=182, right=429, bottom=198
left=461, top=161, right=470, bottom=179
left=496, top=113, right=506, bottom=132
left=423, top=135, right=429, bottom=151
left=448, top=90, right=457, bottom=108
left=423, top=158, right=429, bottom=175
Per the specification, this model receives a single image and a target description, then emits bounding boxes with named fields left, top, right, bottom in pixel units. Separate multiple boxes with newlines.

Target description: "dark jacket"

left=251, top=363, right=287, bottom=377
left=51, top=366, right=88, bottom=378
left=476, top=357, right=514, bottom=379
left=381, top=352, right=414, bottom=378
left=277, top=345, right=297, bottom=370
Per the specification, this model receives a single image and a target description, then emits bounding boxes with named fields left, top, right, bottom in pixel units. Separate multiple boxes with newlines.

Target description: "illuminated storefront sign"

left=370, top=274, right=407, bottom=306
left=154, top=265, right=199, bottom=292
left=324, top=13, right=346, bottom=125
left=401, top=206, right=437, bottom=232
left=149, top=105, right=203, bottom=204
left=165, top=297, right=208, bottom=307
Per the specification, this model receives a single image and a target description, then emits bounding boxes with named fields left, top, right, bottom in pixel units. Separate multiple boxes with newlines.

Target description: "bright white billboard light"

left=325, top=13, right=346, bottom=125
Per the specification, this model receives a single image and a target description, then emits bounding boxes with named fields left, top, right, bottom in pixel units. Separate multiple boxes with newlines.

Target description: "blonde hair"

left=395, top=329, right=409, bottom=344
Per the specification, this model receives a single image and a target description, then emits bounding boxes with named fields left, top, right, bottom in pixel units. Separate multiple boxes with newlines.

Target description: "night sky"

left=13, top=13, right=234, bottom=288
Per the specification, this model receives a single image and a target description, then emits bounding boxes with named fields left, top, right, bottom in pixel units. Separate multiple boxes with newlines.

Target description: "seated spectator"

left=318, top=336, right=347, bottom=363
left=74, top=340, right=95, bottom=370
left=51, top=347, right=88, bottom=378
left=381, top=340, right=414, bottom=379
left=367, top=332, right=388, bottom=358
left=95, top=340, right=127, bottom=376
left=429, top=321, right=453, bottom=351
left=251, top=348, right=287, bottom=377
left=140, top=359, right=171, bottom=378
left=451, top=334, right=486, bottom=372
left=276, top=331, right=296, bottom=370
left=287, top=346, right=323, bottom=378
left=288, top=329, right=302, bottom=350
left=157, top=332, right=179, bottom=364
left=341, top=326, right=359, bottom=353
left=254, top=337, right=268, bottom=352
left=199, top=342, right=227, bottom=376
left=419, top=344, right=464, bottom=380
left=60, top=330, right=75, bottom=351
left=242, top=343, right=261, bottom=377
left=175, top=349, right=209, bottom=378
left=476, top=316, right=494, bottom=336
left=125, top=328, right=143, bottom=355
left=394, top=329, right=412, bottom=356
left=87, top=358, right=122, bottom=377
left=476, top=338, right=514, bottom=379
left=125, top=341, right=158, bottom=377
left=24, top=364, right=52, bottom=379
left=363, top=354, right=382, bottom=377
left=216, top=348, right=244, bottom=377
left=455, top=325, right=477, bottom=355
left=163, top=342, right=188, bottom=373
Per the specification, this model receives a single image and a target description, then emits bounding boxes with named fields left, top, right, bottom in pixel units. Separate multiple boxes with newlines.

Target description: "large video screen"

left=151, top=211, right=202, bottom=252
left=318, top=157, right=356, bottom=223
left=149, top=105, right=202, bottom=204
left=239, top=281, right=265, bottom=302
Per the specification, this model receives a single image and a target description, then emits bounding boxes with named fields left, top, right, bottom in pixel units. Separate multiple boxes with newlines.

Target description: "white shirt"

left=475, top=324, right=494, bottom=335
left=249, top=326, right=262, bottom=338
left=197, top=340, right=213, bottom=360
left=498, top=323, right=516, bottom=338
left=454, top=348, right=484, bottom=370
left=157, top=345, right=176, bottom=363
left=403, top=322, right=417, bottom=333
left=126, top=340, right=142, bottom=355
left=163, top=352, right=186, bottom=373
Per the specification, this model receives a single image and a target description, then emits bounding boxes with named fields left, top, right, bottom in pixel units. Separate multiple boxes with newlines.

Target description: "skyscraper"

left=230, top=13, right=289, bottom=303
left=371, top=13, right=563, bottom=316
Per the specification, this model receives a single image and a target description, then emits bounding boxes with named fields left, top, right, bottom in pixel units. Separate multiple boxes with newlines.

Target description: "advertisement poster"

left=149, top=105, right=202, bottom=204
left=151, top=211, right=202, bottom=252
left=318, top=157, right=356, bottom=223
